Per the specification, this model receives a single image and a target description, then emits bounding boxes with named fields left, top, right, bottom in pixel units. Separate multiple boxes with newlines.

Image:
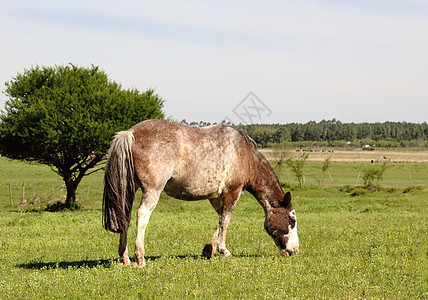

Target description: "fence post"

left=21, top=183, right=27, bottom=206
left=327, top=171, right=334, bottom=182
left=60, top=184, right=65, bottom=199
left=86, top=179, right=91, bottom=199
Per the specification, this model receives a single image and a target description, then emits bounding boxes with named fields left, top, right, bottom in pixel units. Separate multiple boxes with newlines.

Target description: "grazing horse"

left=103, top=119, right=299, bottom=268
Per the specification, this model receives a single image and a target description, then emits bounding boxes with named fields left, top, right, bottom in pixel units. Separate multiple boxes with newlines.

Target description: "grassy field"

left=261, top=148, right=428, bottom=163
left=0, top=155, right=427, bottom=299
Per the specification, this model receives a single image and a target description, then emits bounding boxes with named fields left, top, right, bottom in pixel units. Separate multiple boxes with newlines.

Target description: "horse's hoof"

left=120, top=257, right=131, bottom=266
left=223, top=250, right=232, bottom=258
left=202, top=244, right=213, bottom=259
left=133, top=262, right=146, bottom=269
left=280, top=249, right=291, bottom=256
left=120, top=261, right=131, bottom=266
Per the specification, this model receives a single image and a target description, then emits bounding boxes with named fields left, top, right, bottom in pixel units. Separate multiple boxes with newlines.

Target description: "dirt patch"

left=260, top=149, right=428, bottom=163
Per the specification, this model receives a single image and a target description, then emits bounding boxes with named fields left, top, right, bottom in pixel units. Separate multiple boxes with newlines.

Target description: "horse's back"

left=130, top=120, right=253, bottom=199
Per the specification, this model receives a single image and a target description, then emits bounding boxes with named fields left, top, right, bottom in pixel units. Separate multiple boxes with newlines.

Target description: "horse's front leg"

left=119, top=231, right=131, bottom=266
left=134, top=190, right=159, bottom=268
left=203, top=189, right=241, bottom=259
left=202, top=228, right=219, bottom=259
left=203, top=218, right=232, bottom=259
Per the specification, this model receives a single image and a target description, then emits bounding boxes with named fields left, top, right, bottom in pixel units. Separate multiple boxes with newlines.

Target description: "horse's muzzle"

left=280, top=247, right=299, bottom=256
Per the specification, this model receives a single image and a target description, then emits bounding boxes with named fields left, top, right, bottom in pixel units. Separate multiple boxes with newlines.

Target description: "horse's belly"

left=163, top=141, right=237, bottom=200
left=163, top=177, right=222, bottom=200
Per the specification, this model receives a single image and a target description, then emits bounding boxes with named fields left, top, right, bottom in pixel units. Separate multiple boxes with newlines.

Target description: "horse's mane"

left=235, top=128, right=258, bottom=150
left=187, top=121, right=258, bottom=150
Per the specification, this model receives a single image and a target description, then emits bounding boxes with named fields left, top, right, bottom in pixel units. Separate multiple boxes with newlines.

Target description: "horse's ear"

left=279, top=192, right=292, bottom=208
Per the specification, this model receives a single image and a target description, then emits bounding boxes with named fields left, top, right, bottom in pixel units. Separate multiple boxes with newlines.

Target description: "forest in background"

left=180, top=119, right=428, bottom=148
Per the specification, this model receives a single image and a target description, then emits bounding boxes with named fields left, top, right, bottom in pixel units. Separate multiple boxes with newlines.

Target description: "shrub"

left=361, top=163, right=388, bottom=191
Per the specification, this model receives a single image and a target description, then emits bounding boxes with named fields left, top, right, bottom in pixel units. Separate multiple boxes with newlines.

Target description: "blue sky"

left=1, top=0, right=427, bottom=124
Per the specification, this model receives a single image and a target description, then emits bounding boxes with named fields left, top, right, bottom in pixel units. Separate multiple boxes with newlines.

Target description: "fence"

left=6, top=181, right=93, bottom=208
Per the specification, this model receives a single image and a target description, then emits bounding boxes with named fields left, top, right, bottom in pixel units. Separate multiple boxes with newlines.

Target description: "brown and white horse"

left=103, top=119, right=299, bottom=268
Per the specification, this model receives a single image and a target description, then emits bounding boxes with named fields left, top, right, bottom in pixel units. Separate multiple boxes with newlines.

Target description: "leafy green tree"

left=286, top=153, right=309, bottom=187
left=318, top=157, right=333, bottom=185
left=238, top=121, right=428, bottom=146
left=0, top=64, right=164, bottom=206
left=251, top=125, right=277, bottom=147
left=270, top=141, right=291, bottom=172
left=361, top=163, right=388, bottom=191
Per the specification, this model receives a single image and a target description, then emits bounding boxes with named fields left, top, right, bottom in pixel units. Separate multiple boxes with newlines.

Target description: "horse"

left=103, top=119, right=299, bottom=268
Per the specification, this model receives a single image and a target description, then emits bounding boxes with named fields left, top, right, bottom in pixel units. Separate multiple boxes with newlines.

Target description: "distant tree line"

left=180, top=119, right=428, bottom=148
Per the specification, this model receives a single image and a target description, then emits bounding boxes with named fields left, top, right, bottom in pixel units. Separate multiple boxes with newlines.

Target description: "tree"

left=286, top=153, right=309, bottom=188
left=271, top=141, right=291, bottom=172
left=0, top=64, right=164, bottom=206
left=318, top=157, right=332, bottom=185
left=361, top=163, right=388, bottom=191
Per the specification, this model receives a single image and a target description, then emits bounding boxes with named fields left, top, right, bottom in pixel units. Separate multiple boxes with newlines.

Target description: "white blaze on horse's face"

left=265, top=205, right=299, bottom=256
left=282, top=209, right=299, bottom=256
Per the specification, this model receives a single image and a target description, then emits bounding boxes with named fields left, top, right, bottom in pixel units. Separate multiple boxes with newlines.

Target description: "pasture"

left=0, top=156, right=427, bottom=299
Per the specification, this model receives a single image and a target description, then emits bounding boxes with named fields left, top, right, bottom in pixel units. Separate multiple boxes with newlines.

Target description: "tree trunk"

left=64, top=178, right=79, bottom=206
left=62, top=162, right=99, bottom=208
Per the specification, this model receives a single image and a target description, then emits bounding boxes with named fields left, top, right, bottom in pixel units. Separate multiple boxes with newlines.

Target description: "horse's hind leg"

left=119, top=192, right=135, bottom=266
left=119, top=231, right=131, bottom=266
left=134, top=189, right=160, bottom=268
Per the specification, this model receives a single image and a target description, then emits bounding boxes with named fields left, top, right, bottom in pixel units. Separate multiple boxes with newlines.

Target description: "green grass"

left=276, top=161, right=428, bottom=187
left=0, top=157, right=427, bottom=299
left=0, top=157, right=104, bottom=210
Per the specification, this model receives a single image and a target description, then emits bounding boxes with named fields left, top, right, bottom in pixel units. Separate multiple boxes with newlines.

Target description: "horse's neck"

left=247, top=151, right=284, bottom=212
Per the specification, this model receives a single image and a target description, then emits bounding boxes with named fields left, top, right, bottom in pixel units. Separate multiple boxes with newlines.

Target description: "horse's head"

left=264, top=192, right=299, bottom=256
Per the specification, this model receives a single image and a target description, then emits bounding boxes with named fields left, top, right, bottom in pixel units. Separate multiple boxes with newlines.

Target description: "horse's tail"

left=103, top=130, right=136, bottom=233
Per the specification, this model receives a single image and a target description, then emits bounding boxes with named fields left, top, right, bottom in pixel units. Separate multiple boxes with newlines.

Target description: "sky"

left=1, top=0, right=427, bottom=124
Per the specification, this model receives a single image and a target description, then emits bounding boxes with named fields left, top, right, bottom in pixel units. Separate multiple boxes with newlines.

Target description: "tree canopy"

left=236, top=120, right=428, bottom=148
left=0, top=64, right=164, bottom=205
left=181, top=119, right=428, bottom=148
